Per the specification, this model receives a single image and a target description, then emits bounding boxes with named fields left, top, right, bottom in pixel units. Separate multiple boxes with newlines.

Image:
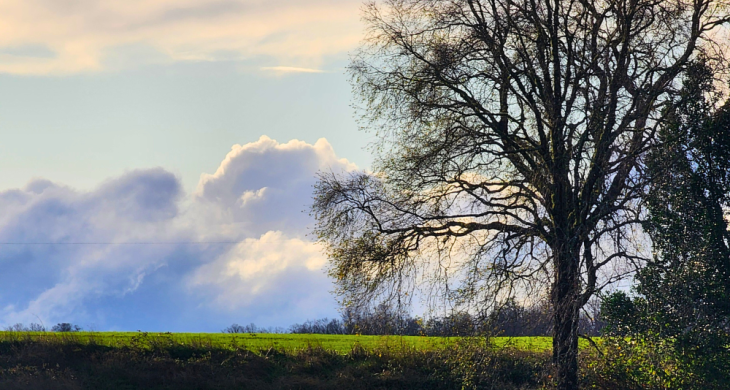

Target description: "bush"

left=586, top=334, right=730, bottom=390
left=598, top=290, right=730, bottom=389
left=51, top=323, right=82, bottom=332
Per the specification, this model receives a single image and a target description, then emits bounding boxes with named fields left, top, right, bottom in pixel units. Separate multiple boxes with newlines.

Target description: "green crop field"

left=0, top=331, right=577, bottom=389
left=0, top=331, right=591, bottom=353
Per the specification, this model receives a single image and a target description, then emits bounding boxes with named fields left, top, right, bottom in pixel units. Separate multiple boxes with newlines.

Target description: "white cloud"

left=238, top=187, right=267, bottom=207
left=0, top=0, right=363, bottom=74
left=194, top=135, right=357, bottom=236
left=189, top=231, right=328, bottom=306
left=261, top=66, right=326, bottom=74
left=0, top=136, right=355, bottom=330
left=0, top=169, right=188, bottom=326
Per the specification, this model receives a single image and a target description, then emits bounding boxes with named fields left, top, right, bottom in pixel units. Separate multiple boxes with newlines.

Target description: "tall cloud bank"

left=0, top=136, right=355, bottom=331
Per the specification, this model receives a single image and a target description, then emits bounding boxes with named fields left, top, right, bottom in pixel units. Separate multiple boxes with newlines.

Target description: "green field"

left=0, top=331, right=570, bottom=389
left=0, top=331, right=588, bottom=353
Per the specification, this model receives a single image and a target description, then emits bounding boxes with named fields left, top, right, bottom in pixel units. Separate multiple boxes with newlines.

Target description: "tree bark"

left=552, top=245, right=580, bottom=390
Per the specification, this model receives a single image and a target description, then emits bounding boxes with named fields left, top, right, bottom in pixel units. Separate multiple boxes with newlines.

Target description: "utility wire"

left=0, top=241, right=245, bottom=245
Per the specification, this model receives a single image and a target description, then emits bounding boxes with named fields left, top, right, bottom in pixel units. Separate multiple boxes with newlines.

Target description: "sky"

left=0, top=0, right=374, bottom=331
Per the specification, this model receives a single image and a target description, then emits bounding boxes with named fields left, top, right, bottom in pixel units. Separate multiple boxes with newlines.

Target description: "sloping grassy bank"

left=0, top=333, right=554, bottom=390
left=0, top=332, right=616, bottom=389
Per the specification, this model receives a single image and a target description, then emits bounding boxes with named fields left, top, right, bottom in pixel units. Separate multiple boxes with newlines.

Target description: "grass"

left=0, top=331, right=580, bottom=353
left=0, top=331, right=559, bottom=389
left=3, top=331, right=722, bottom=389
left=0, top=332, right=609, bottom=389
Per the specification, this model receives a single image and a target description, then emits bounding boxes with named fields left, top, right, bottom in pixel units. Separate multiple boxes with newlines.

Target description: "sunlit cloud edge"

left=260, top=66, right=326, bottom=74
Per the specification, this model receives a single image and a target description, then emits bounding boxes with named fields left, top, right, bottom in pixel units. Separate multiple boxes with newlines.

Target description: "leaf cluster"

left=601, top=60, right=730, bottom=388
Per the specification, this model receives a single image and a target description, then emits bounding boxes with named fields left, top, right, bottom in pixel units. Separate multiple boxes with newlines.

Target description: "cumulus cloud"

left=0, top=136, right=355, bottom=331
left=194, top=135, right=356, bottom=236
left=0, top=169, right=188, bottom=326
left=189, top=231, right=328, bottom=307
left=0, top=0, right=363, bottom=74
left=261, top=66, right=327, bottom=75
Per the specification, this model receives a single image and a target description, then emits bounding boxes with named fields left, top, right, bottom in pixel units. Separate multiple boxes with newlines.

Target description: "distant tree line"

left=221, top=323, right=286, bottom=334
left=280, top=300, right=604, bottom=337
left=4, top=301, right=605, bottom=338
left=4, top=323, right=82, bottom=332
left=3, top=299, right=605, bottom=338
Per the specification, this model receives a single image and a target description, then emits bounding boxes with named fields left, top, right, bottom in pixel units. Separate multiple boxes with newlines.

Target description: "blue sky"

left=0, top=0, right=372, bottom=331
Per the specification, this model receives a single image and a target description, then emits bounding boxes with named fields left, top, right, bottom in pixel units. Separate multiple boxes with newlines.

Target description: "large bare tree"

left=312, top=0, right=730, bottom=388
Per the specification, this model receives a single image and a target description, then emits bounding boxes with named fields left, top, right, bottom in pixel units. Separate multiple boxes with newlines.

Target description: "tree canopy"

left=313, top=0, right=730, bottom=388
left=642, top=61, right=730, bottom=348
left=602, top=61, right=730, bottom=386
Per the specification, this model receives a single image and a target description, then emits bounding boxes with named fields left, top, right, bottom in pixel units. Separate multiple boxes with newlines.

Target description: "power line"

left=0, top=241, right=245, bottom=245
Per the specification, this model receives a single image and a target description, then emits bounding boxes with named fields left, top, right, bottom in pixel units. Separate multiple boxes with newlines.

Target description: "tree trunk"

left=552, top=246, right=580, bottom=390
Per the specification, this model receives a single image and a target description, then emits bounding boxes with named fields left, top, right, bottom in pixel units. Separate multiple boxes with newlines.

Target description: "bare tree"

left=312, top=0, right=729, bottom=388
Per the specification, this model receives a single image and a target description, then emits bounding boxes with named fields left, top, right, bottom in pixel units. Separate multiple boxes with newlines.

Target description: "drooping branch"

left=315, top=1, right=729, bottom=387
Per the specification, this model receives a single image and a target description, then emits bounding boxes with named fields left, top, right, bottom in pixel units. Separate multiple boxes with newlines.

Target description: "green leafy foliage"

left=600, top=291, right=643, bottom=336
left=600, top=61, right=730, bottom=388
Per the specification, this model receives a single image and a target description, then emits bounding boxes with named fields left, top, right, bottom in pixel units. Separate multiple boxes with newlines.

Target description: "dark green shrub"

left=51, top=323, right=82, bottom=332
